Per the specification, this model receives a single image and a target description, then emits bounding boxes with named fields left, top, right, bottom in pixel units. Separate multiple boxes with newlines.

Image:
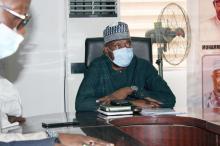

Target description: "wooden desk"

left=110, top=116, right=220, bottom=146
left=19, top=112, right=220, bottom=146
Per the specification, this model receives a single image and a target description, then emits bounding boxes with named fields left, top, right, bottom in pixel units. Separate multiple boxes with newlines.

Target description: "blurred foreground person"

left=0, top=0, right=113, bottom=146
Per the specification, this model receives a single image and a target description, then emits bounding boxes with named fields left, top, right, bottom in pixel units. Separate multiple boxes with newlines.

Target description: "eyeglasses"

left=0, top=5, right=31, bottom=30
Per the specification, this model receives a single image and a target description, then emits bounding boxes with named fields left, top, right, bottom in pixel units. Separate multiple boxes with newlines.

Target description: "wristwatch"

left=131, top=85, right=138, bottom=92
left=130, top=86, right=138, bottom=98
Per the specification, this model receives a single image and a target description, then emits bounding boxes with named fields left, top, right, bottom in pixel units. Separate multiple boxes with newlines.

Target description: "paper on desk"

left=140, top=108, right=186, bottom=116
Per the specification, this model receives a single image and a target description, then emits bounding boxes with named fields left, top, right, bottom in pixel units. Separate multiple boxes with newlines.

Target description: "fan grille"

left=157, top=3, right=191, bottom=65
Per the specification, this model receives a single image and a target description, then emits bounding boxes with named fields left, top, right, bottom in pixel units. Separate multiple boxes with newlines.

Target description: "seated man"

left=75, top=21, right=176, bottom=111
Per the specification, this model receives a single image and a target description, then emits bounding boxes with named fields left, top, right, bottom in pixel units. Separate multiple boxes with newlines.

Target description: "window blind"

left=120, top=0, right=186, bottom=37
left=120, top=0, right=187, bottom=68
left=69, top=0, right=118, bottom=17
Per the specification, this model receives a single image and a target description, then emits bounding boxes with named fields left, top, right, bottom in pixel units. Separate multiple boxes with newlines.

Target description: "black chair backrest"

left=85, top=37, right=152, bottom=67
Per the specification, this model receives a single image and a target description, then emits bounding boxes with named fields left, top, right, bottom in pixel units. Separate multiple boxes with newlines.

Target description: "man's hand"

left=129, top=99, right=161, bottom=108
left=7, top=115, right=26, bottom=124
left=98, top=87, right=134, bottom=105
left=58, top=133, right=114, bottom=146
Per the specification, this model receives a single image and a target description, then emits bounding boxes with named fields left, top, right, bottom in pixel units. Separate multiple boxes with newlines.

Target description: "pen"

left=42, top=121, right=79, bottom=128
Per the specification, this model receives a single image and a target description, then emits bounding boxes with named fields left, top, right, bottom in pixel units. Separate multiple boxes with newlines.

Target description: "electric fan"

left=145, top=3, right=191, bottom=78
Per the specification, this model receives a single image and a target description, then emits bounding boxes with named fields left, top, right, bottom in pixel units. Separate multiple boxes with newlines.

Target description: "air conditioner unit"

left=65, top=0, right=119, bottom=112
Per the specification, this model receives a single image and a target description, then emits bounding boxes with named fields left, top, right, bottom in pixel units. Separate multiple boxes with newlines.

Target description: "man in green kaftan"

left=75, top=22, right=176, bottom=112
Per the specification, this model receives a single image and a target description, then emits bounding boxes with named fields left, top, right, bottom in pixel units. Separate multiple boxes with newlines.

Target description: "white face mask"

left=112, top=47, right=134, bottom=67
left=0, top=23, right=24, bottom=59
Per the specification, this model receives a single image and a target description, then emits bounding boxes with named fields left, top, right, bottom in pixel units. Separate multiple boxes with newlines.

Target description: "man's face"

left=0, top=0, right=31, bottom=34
left=104, top=39, right=131, bottom=60
left=212, top=69, right=220, bottom=93
left=214, top=0, right=220, bottom=19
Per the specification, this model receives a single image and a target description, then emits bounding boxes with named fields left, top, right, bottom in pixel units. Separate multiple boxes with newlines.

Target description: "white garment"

left=200, top=16, right=220, bottom=41
left=0, top=76, right=22, bottom=129
left=0, top=76, right=22, bottom=116
left=205, top=91, right=220, bottom=108
left=0, top=132, right=48, bottom=142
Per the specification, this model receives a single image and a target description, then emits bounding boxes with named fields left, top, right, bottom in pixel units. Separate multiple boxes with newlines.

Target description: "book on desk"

left=99, top=105, right=132, bottom=112
left=97, top=108, right=133, bottom=116
left=97, top=104, right=133, bottom=120
left=97, top=113, right=133, bottom=120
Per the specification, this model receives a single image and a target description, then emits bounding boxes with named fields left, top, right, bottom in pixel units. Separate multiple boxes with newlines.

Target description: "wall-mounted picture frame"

left=202, top=54, right=220, bottom=119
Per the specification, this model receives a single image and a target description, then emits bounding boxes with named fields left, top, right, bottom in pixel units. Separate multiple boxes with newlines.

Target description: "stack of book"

left=97, top=105, right=133, bottom=120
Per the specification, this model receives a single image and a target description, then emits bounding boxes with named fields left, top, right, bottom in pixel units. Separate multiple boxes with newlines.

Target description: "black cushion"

left=85, top=37, right=152, bottom=67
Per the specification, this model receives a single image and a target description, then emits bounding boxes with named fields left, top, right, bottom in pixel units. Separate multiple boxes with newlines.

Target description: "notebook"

left=99, top=105, right=132, bottom=112
left=97, top=113, right=133, bottom=120
left=97, top=109, right=133, bottom=116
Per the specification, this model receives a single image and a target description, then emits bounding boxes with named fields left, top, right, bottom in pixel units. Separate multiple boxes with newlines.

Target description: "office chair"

left=71, top=37, right=152, bottom=73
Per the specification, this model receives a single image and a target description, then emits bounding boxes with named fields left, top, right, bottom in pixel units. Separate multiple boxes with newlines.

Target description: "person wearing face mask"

left=0, top=0, right=114, bottom=146
left=75, top=21, right=176, bottom=112
left=0, top=0, right=29, bottom=129
left=0, top=3, right=26, bottom=125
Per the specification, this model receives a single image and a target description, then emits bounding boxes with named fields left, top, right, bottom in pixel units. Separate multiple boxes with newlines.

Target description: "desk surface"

left=15, top=111, right=220, bottom=146
left=20, top=112, right=144, bottom=146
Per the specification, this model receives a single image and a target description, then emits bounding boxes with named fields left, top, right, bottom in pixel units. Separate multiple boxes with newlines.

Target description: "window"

left=120, top=0, right=187, bottom=69
left=69, top=0, right=118, bottom=17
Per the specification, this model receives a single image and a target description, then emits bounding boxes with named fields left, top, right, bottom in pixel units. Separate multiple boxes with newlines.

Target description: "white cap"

left=213, top=59, right=220, bottom=71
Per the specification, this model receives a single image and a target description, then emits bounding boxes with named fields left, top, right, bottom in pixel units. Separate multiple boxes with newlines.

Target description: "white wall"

left=186, top=0, right=202, bottom=115
left=164, top=69, right=187, bottom=111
